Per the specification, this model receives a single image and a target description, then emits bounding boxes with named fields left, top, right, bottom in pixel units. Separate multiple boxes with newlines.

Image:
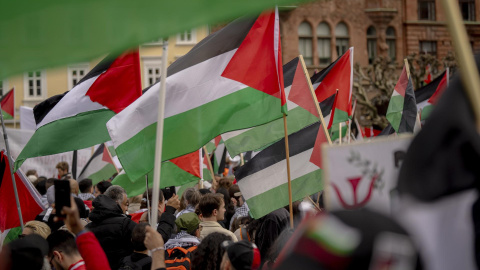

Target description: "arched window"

left=335, top=22, right=349, bottom=56
left=367, top=26, right=377, bottom=64
left=317, top=22, right=331, bottom=65
left=298, top=22, right=313, bottom=65
left=386, top=27, right=396, bottom=61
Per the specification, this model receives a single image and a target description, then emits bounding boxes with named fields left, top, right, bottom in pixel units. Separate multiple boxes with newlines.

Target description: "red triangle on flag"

left=171, top=150, right=201, bottom=179
left=102, top=145, right=115, bottom=166
left=0, top=88, right=15, bottom=117
left=214, top=136, right=222, bottom=148
left=309, top=124, right=328, bottom=169
left=288, top=60, right=319, bottom=117
left=428, top=72, right=448, bottom=104
left=86, top=50, right=142, bottom=113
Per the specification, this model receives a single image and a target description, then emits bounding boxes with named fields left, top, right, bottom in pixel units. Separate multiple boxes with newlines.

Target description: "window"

left=367, top=26, right=377, bottom=64
left=418, top=0, right=436, bottom=21
left=67, top=64, right=89, bottom=90
left=24, top=70, right=46, bottom=99
left=335, top=22, right=349, bottom=56
left=298, top=22, right=313, bottom=65
left=420, top=41, right=437, bottom=56
left=317, top=22, right=331, bottom=65
left=143, top=58, right=162, bottom=87
left=459, top=0, right=475, bottom=21
left=386, top=27, right=396, bottom=61
left=176, top=29, right=196, bottom=45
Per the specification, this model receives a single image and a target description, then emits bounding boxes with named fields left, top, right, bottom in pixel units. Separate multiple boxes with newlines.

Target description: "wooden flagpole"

left=240, top=153, right=245, bottom=166
left=404, top=59, right=411, bottom=79
left=105, top=144, right=119, bottom=173
left=203, top=146, right=216, bottom=189
left=338, top=122, right=342, bottom=145
left=299, top=55, right=332, bottom=145
left=440, top=0, right=480, bottom=129
left=283, top=114, right=294, bottom=229
left=150, top=39, right=169, bottom=227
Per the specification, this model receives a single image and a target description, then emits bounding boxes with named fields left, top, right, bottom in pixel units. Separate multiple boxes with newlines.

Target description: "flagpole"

left=404, top=59, right=411, bottom=79
left=145, top=174, right=151, bottom=223
left=338, top=123, right=342, bottom=145
left=203, top=146, right=214, bottom=189
left=150, top=39, right=169, bottom=227
left=0, top=102, right=24, bottom=230
left=282, top=114, right=294, bottom=229
left=347, top=120, right=351, bottom=144
left=13, top=87, right=16, bottom=129
left=105, top=145, right=119, bottom=173
left=72, top=150, right=77, bottom=179
left=440, top=0, right=480, bottom=129
left=299, top=55, right=332, bottom=145
left=240, top=153, right=245, bottom=166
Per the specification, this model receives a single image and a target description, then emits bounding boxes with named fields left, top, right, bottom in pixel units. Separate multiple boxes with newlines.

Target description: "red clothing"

left=68, top=260, right=86, bottom=270
left=83, top=200, right=93, bottom=210
left=76, top=231, right=111, bottom=270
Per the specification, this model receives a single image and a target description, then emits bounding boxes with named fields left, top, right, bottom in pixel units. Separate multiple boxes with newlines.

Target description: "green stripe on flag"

left=88, top=164, right=117, bottom=185
left=1, top=110, right=13, bottom=120
left=176, top=181, right=198, bottom=198
left=330, top=108, right=349, bottom=126
left=386, top=95, right=404, bottom=132
left=421, top=104, right=434, bottom=121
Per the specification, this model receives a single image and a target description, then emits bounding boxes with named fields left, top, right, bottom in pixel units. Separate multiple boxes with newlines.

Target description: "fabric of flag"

left=107, top=9, right=285, bottom=181
left=14, top=51, right=142, bottom=171
left=234, top=94, right=335, bottom=218
left=385, top=65, right=417, bottom=133
left=0, top=88, right=14, bottom=120
left=315, top=47, right=354, bottom=126
left=222, top=55, right=339, bottom=157
left=0, top=150, right=45, bottom=232
left=396, top=56, right=480, bottom=269
left=78, top=144, right=117, bottom=185
left=419, top=71, right=448, bottom=121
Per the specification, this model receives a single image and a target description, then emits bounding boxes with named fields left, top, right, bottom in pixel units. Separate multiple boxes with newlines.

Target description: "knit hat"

left=223, top=240, right=261, bottom=270
left=175, top=212, right=200, bottom=234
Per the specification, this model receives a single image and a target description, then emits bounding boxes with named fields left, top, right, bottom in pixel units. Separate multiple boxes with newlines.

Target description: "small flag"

left=0, top=88, right=14, bottom=120
left=78, top=144, right=118, bottom=185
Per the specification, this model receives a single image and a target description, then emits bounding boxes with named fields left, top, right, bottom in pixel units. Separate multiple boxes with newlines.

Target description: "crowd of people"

left=0, top=161, right=423, bottom=270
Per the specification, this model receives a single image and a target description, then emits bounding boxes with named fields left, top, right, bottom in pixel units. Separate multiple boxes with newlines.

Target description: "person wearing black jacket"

left=86, top=185, right=136, bottom=269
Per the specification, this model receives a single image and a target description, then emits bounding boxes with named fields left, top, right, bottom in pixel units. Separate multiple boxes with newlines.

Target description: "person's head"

left=131, top=222, right=149, bottom=252
left=46, top=178, right=55, bottom=190
left=55, top=162, right=69, bottom=177
left=26, top=169, right=38, bottom=178
left=220, top=240, right=261, bottom=270
left=191, top=232, right=232, bottom=270
left=22, top=221, right=51, bottom=239
left=68, top=179, right=79, bottom=195
left=94, top=180, right=112, bottom=197
left=5, top=234, right=48, bottom=270
left=216, top=188, right=231, bottom=208
left=218, top=178, right=232, bottom=190
left=182, top=188, right=201, bottom=207
left=104, top=185, right=128, bottom=214
left=141, top=188, right=165, bottom=214
left=199, top=188, right=212, bottom=195
left=78, top=179, right=93, bottom=194
left=229, top=185, right=244, bottom=207
left=175, top=212, right=201, bottom=237
left=47, top=230, right=82, bottom=270
left=73, top=196, right=89, bottom=219
left=35, top=179, right=47, bottom=196
left=199, top=193, right=225, bottom=221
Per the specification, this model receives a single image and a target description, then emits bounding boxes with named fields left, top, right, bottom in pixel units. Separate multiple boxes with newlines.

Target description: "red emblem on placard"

left=331, top=173, right=379, bottom=210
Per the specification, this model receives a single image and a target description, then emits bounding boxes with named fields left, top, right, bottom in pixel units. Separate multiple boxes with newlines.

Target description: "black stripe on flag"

left=235, top=94, right=336, bottom=180
left=167, top=16, right=257, bottom=78
left=78, top=144, right=104, bottom=178
left=415, top=71, right=445, bottom=103
left=310, top=53, right=341, bottom=85
left=283, top=57, right=299, bottom=87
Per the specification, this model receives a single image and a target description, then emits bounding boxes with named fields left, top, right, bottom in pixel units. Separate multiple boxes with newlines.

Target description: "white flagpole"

left=150, top=39, right=169, bottom=227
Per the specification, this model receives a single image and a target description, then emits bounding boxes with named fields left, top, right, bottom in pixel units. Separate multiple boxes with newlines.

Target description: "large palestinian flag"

left=385, top=65, right=417, bottom=133
left=0, top=150, right=45, bottom=232
left=418, top=70, right=448, bottom=121
left=78, top=144, right=118, bottom=185
left=14, top=51, right=142, bottom=171
left=0, top=88, right=14, bottom=120
left=107, top=9, right=286, bottom=181
left=234, top=95, right=335, bottom=219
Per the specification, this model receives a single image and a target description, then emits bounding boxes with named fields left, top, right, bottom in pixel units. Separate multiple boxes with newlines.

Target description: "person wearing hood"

left=86, top=185, right=136, bottom=269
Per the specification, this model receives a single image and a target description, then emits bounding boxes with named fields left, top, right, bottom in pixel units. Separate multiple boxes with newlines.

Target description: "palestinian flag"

left=0, top=150, right=45, bottom=232
left=222, top=55, right=339, bottom=157
left=0, top=88, right=14, bottom=120
left=315, top=47, right=354, bottom=126
left=78, top=144, right=118, bottom=185
left=419, top=70, right=448, bottom=121
left=107, top=9, right=286, bottom=181
left=113, top=150, right=202, bottom=197
left=234, top=95, right=335, bottom=218
left=385, top=65, right=417, bottom=133
left=14, top=51, right=142, bottom=171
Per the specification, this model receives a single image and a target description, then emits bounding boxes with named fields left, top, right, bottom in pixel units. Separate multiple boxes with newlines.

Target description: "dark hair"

left=140, top=188, right=164, bottom=209
left=218, top=178, right=231, bottom=190
left=55, top=162, right=69, bottom=172
left=132, top=223, right=149, bottom=251
left=35, top=180, right=47, bottom=195
left=228, top=185, right=240, bottom=199
left=191, top=232, right=232, bottom=270
left=198, top=188, right=211, bottom=195
left=46, top=178, right=56, bottom=190
left=95, top=181, right=112, bottom=194
left=215, top=188, right=230, bottom=206
left=264, top=228, right=294, bottom=268
left=78, top=179, right=93, bottom=193
left=26, top=170, right=37, bottom=177
left=198, top=194, right=223, bottom=218
left=74, top=197, right=88, bottom=219
left=47, top=230, right=78, bottom=257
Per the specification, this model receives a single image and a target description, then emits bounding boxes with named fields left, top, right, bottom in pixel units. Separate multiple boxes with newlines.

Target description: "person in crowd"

left=199, top=188, right=212, bottom=195
left=0, top=234, right=49, bottom=270
left=86, top=185, right=136, bottom=269
left=69, top=178, right=79, bottom=197
left=45, top=178, right=55, bottom=191
left=78, top=179, right=95, bottom=201
left=94, top=180, right=112, bottom=197
left=47, top=230, right=86, bottom=270
left=21, top=220, right=51, bottom=239
left=34, top=179, right=49, bottom=206
left=215, top=187, right=235, bottom=229
left=261, top=229, right=293, bottom=269
left=26, top=169, right=38, bottom=183
left=254, top=208, right=289, bottom=265
left=218, top=178, right=232, bottom=190
left=118, top=222, right=152, bottom=270
left=198, top=193, right=237, bottom=241
left=165, top=212, right=201, bottom=249
left=220, top=240, right=261, bottom=270
left=232, top=216, right=255, bottom=242
left=191, top=232, right=233, bottom=270
left=143, top=226, right=166, bottom=270
left=56, top=162, right=72, bottom=180
left=176, top=188, right=201, bottom=218
left=229, top=189, right=250, bottom=230
left=127, top=195, right=143, bottom=214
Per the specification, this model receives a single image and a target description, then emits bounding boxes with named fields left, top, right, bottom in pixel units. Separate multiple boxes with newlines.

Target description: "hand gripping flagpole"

left=150, top=39, right=169, bottom=228
left=0, top=102, right=24, bottom=229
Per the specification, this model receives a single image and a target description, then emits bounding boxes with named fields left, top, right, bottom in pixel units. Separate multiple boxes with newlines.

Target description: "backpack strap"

left=240, top=227, right=250, bottom=242
left=135, top=256, right=152, bottom=267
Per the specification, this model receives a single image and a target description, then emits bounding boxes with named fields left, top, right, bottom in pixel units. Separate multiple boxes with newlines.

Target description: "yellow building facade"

left=0, top=26, right=210, bottom=124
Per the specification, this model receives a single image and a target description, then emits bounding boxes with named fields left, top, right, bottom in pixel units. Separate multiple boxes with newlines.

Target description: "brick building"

left=279, top=0, right=480, bottom=74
